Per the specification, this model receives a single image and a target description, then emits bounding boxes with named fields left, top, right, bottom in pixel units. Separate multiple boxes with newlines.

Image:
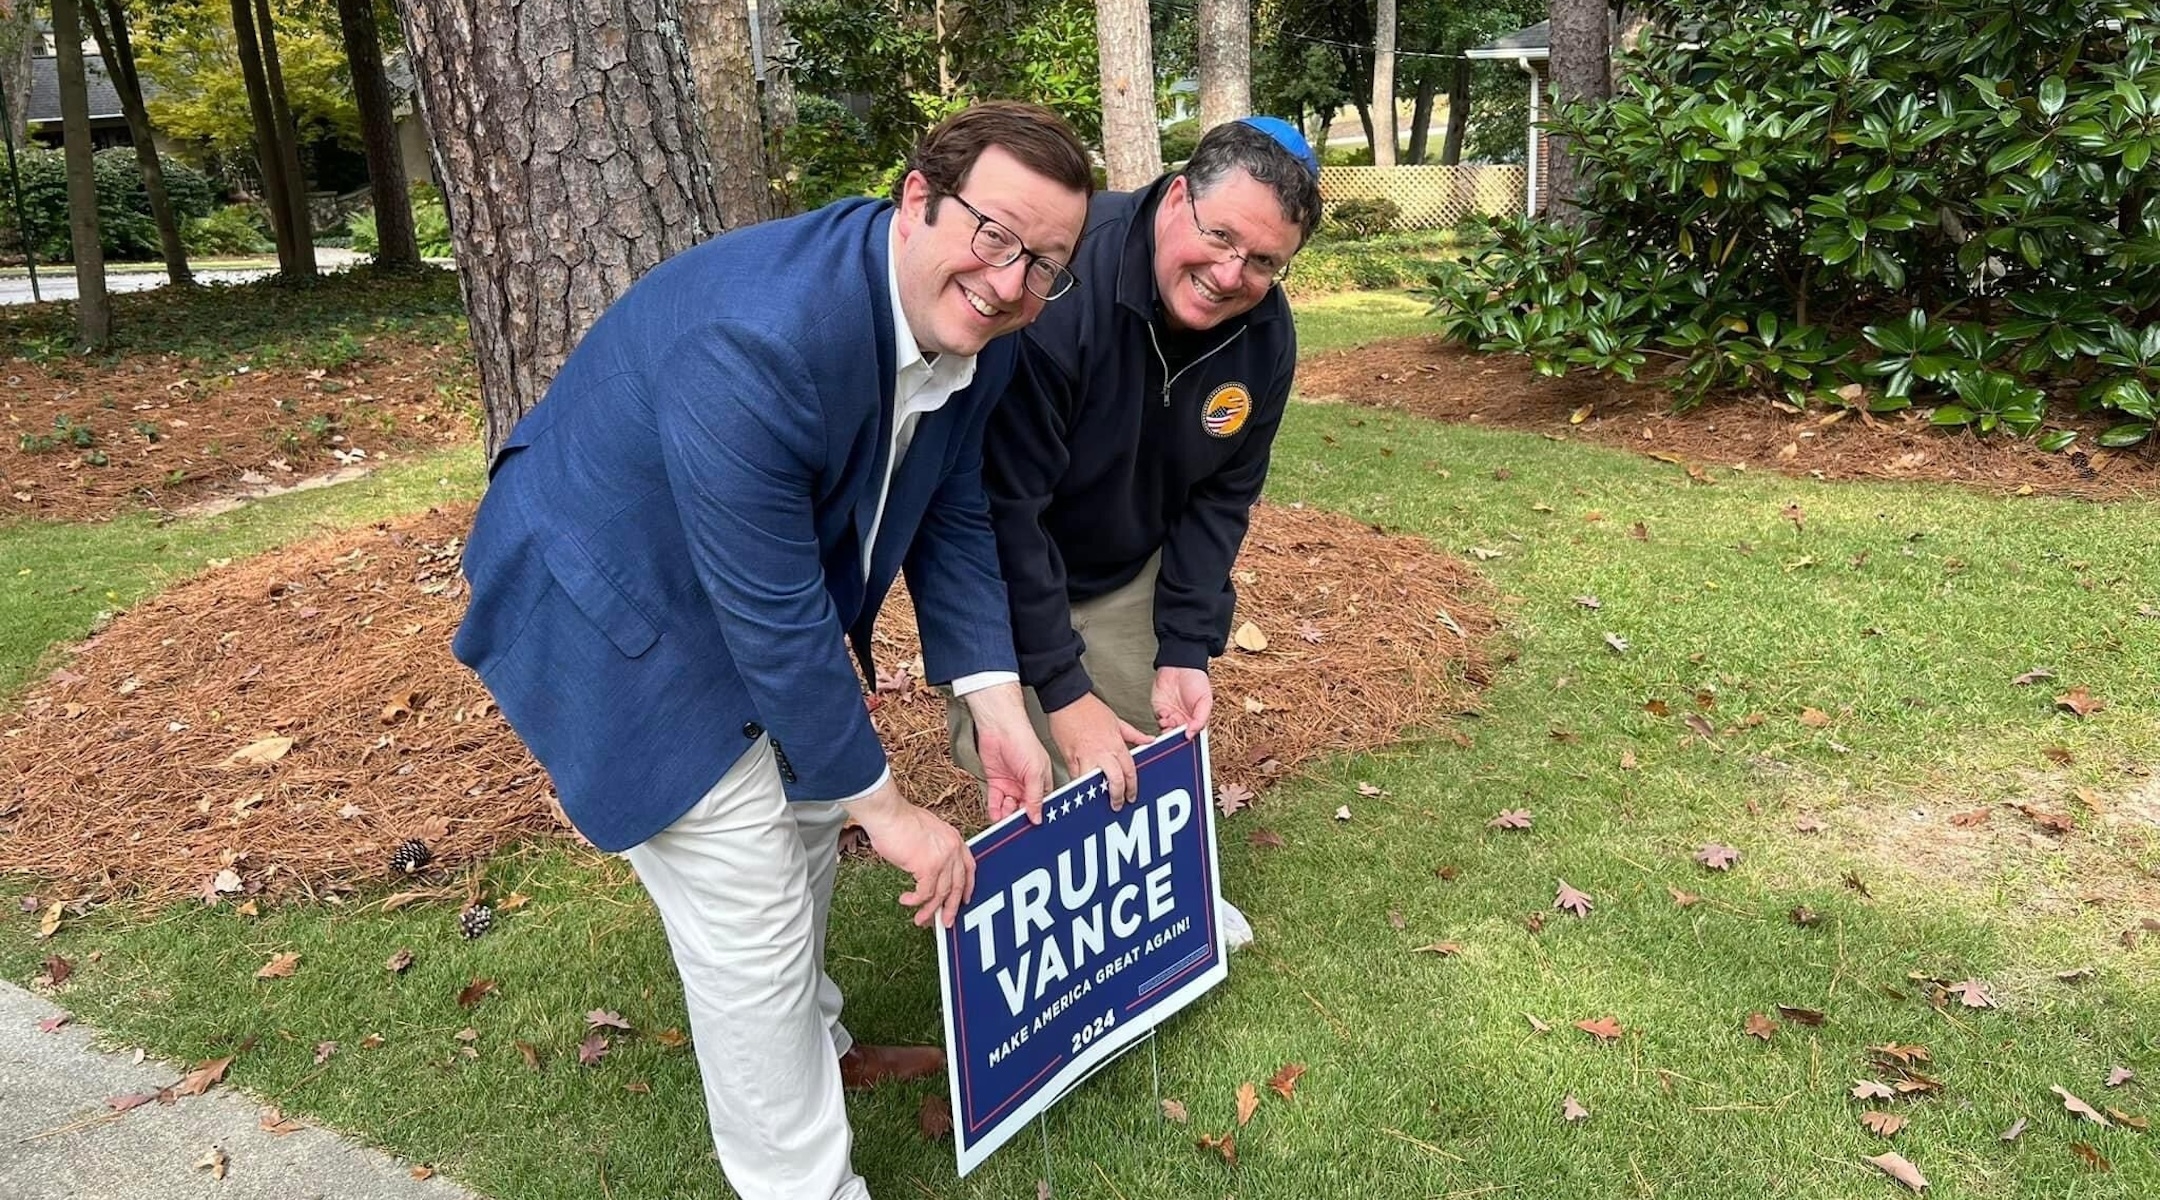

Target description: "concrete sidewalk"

left=0, top=981, right=480, bottom=1200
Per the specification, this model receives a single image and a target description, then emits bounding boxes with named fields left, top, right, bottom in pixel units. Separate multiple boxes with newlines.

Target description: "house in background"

left=1465, top=19, right=1551, bottom=217
left=21, top=50, right=163, bottom=153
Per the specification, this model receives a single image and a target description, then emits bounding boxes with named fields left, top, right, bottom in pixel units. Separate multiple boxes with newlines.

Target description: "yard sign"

left=936, top=728, right=1229, bottom=1175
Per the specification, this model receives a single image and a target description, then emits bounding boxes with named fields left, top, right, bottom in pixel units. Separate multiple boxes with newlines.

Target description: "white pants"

left=620, top=737, right=867, bottom=1200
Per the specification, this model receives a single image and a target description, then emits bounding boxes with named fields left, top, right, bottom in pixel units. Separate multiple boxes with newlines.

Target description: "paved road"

left=0, top=251, right=368, bottom=306
left=0, top=981, right=481, bottom=1199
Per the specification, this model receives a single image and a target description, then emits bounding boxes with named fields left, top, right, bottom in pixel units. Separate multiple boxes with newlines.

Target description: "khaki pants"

left=948, top=553, right=1160, bottom=784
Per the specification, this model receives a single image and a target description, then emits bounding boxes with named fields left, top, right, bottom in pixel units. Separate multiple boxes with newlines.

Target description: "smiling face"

left=891, top=145, right=1088, bottom=358
left=1151, top=171, right=1304, bottom=333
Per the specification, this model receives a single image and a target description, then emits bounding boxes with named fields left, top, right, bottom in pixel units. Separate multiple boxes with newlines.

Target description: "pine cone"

left=458, top=903, right=493, bottom=940
left=388, top=838, right=433, bottom=875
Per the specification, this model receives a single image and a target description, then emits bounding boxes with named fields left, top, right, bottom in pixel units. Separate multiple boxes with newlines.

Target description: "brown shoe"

left=838, top=1043, right=946, bottom=1090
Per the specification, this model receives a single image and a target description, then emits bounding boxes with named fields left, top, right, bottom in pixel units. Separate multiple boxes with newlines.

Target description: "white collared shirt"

left=831, top=224, right=1017, bottom=804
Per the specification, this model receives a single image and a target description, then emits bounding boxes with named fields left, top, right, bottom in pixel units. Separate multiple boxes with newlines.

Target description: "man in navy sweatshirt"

left=950, top=117, right=1321, bottom=810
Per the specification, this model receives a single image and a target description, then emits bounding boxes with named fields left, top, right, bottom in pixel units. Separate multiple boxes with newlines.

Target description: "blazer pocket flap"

left=539, top=536, right=660, bottom=659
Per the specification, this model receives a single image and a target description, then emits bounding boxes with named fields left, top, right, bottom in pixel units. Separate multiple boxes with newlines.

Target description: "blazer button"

left=743, top=721, right=763, bottom=739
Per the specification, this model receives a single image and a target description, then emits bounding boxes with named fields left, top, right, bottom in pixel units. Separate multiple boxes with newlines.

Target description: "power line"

left=1282, top=31, right=1482, bottom=62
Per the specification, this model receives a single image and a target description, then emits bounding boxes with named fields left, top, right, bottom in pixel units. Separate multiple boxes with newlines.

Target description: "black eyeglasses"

left=1186, top=186, right=1292, bottom=285
left=943, top=193, right=1079, bottom=302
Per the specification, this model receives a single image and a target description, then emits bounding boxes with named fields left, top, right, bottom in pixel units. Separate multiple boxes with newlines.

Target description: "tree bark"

left=1, top=0, right=33, bottom=150
left=254, top=0, right=319, bottom=274
left=230, top=0, right=300, bottom=271
left=335, top=0, right=419, bottom=269
left=1405, top=71, right=1435, bottom=163
left=754, top=0, right=797, bottom=212
left=82, top=0, right=190, bottom=285
left=1370, top=0, right=1396, bottom=165
left=397, top=0, right=723, bottom=454
left=1196, top=0, right=1249, bottom=133
left=682, top=0, right=770, bottom=229
left=1095, top=0, right=1162, bottom=189
left=52, top=0, right=109, bottom=348
left=1546, top=0, right=1612, bottom=227
left=1439, top=56, right=1470, bottom=165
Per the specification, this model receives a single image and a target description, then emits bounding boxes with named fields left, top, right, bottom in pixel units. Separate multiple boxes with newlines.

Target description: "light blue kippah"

left=1236, top=116, right=1320, bottom=178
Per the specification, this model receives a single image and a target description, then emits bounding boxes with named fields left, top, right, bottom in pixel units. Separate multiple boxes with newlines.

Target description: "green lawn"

left=6, top=291, right=2158, bottom=1198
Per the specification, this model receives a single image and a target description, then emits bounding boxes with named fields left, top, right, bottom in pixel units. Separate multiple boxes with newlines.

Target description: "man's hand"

left=964, top=683, right=1053, bottom=824
left=1046, top=693, right=1152, bottom=809
left=1153, top=666, right=1214, bottom=739
left=843, top=781, right=974, bottom=928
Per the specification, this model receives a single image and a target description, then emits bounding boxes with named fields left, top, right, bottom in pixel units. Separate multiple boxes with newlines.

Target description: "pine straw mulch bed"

left=1297, top=335, right=2160, bottom=501
left=1, top=337, right=477, bottom=524
left=0, top=502, right=1497, bottom=906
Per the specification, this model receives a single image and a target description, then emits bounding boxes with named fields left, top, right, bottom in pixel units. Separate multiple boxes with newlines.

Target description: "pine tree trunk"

left=1095, top=0, right=1162, bottom=189
left=1405, top=72, right=1435, bottom=163
left=82, top=0, right=190, bottom=285
left=1196, top=0, right=1249, bottom=132
left=1546, top=0, right=1611, bottom=228
left=756, top=0, right=797, bottom=213
left=1439, top=57, right=1470, bottom=165
left=255, top=0, right=318, bottom=274
left=1370, top=0, right=1396, bottom=165
left=397, top=0, right=723, bottom=454
left=229, top=0, right=300, bottom=271
left=1, top=0, right=34, bottom=151
left=682, top=0, right=770, bottom=229
left=336, top=0, right=418, bottom=269
left=52, top=0, right=109, bottom=348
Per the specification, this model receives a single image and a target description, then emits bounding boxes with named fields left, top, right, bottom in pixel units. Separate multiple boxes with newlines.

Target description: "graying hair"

left=1182, top=122, right=1323, bottom=246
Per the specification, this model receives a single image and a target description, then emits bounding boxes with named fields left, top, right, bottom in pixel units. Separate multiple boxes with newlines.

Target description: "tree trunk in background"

left=254, top=0, right=319, bottom=274
left=230, top=0, right=300, bottom=272
left=1370, top=0, right=1396, bottom=165
left=1, top=0, right=33, bottom=149
left=52, top=0, right=109, bottom=348
left=755, top=0, right=797, bottom=213
left=1094, top=0, right=1162, bottom=189
left=1404, top=72, right=1435, bottom=163
left=1546, top=0, right=1612, bottom=227
left=83, top=0, right=190, bottom=285
left=682, top=0, right=771, bottom=229
left=1196, top=0, right=1248, bottom=132
left=336, top=0, right=418, bottom=269
left=1353, top=97, right=1372, bottom=157
left=1439, top=57, right=1470, bottom=165
left=398, top=0, right=723, bottom=454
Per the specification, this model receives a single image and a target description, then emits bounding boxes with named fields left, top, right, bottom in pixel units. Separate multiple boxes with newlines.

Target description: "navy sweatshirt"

left=983, top=178, right=1298, bottom=714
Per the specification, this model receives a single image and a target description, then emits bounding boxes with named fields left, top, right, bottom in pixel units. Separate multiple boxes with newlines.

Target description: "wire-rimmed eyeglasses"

left=944, top=193, right=1078, bottom=302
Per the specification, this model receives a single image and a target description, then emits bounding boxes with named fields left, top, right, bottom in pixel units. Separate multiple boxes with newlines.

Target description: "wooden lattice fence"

left=1318, top=165, right=1528, bottom=231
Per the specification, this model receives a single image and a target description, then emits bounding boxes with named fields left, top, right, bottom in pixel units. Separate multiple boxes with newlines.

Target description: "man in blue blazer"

left=453, top=103, right=1093, bottom=1199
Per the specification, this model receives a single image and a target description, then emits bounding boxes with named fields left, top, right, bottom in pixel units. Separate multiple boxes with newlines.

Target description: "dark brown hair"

left=899, top=101, right=1095, bottom=214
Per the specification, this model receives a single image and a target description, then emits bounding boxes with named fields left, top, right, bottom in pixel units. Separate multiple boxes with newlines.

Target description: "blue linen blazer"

left=452, top=199, right=1019, bottom=852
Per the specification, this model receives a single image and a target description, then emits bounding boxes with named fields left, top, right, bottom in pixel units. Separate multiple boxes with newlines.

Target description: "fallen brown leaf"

left=35, top=1013, right=71, bottom=1033
left=1790, top=905, right=1821, bottom=927
left=259, top=1106, right=303, bottom=1136
left=2071, top=1142, right=2111, bottom=1171
left=2000, top=1117, right=2027, bottom=1141
left=1412, top=941, right=1463, bottom=956
left=313, top=1041, right=337, bottom=1066
left=1864, top=1150, right=1928, bottom=1192
left=918, top=1092, right=953, bottom=1140
left=1852, top=1080, right=1896, bottom=1101
left=1235, top=1081, right=1260, bottom=1126
left=1215, top=782, right=1255, bottom=817
left=1799, top=707, right=1833, bottom=728
left=224, top=735, right=295, bottom=767
left=1554, top=880, right=1593, bottom=917
left=385, top=948, right=414, bottom=974
left=255, top=951, right=300, bottom=980
left=1944, top=979, right=1994, bottom=1009
left=1871, top=1043, right=1931, bottom=1066
left=40, top=954, right=74, bottom=987
left=1743, top=1013, right=1778, bottom=1041
left=515, top=1040, right=541, bottom=1071
left=195, top=1146, right=229, bottom=1180
left=1949, top=808, right=1991, bottom=828
left=2106, top=1066, right=2134, bottom=1087
left=2106, top=1107, right=2149, bottom=1130
left=1268, top=1062, right=1306, bottom=1101
left=2054, top=686, right=2106, bottom=717
left=1487, top=808, right=1533, bottom=830
left=106, top=1092, right=156, bottom=1113
left=455, top=977, right=497, bottom=1008
left=2052, top=1084, right=2111, bottom=1125
left=1562, top=1094, right=1590, bottom=1122
left=1575, top=1016, right=1622, bottom=1042
left=653, top=1028, right=689, bottom=1049
left=1161, top=1097, right=1189, bottom=1124
left=1231, top=622, right=1269, bottom=653
left=173, top=1056, right=234, bottom=1097
left=1862, top=1111, right=1907, bottom=1137
left=1696, top=843, right=1741, bottom=871
left=1776, top=1005, right=1826, bottom=1026
left=578, top=1033, right=610, bottom=1067
left=1669, top=885, right=1702, bottom=907
left=585, top=1009, right=633, bottom=1031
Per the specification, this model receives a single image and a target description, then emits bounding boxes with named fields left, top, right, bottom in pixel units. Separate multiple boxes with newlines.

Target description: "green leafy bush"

left=182, top=204, right=272, bottom=257
left=1161, top=118, right=1202, bottom=166
left=349, top=183, right=456, bottom=260
left=1327, top=198, right=1404, bottom=240
left=1422, top=0, right=2160, bottom=445
left=1288, top=230, right=1462, bottom=298
left=0, top=147, right=217, bottom=262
